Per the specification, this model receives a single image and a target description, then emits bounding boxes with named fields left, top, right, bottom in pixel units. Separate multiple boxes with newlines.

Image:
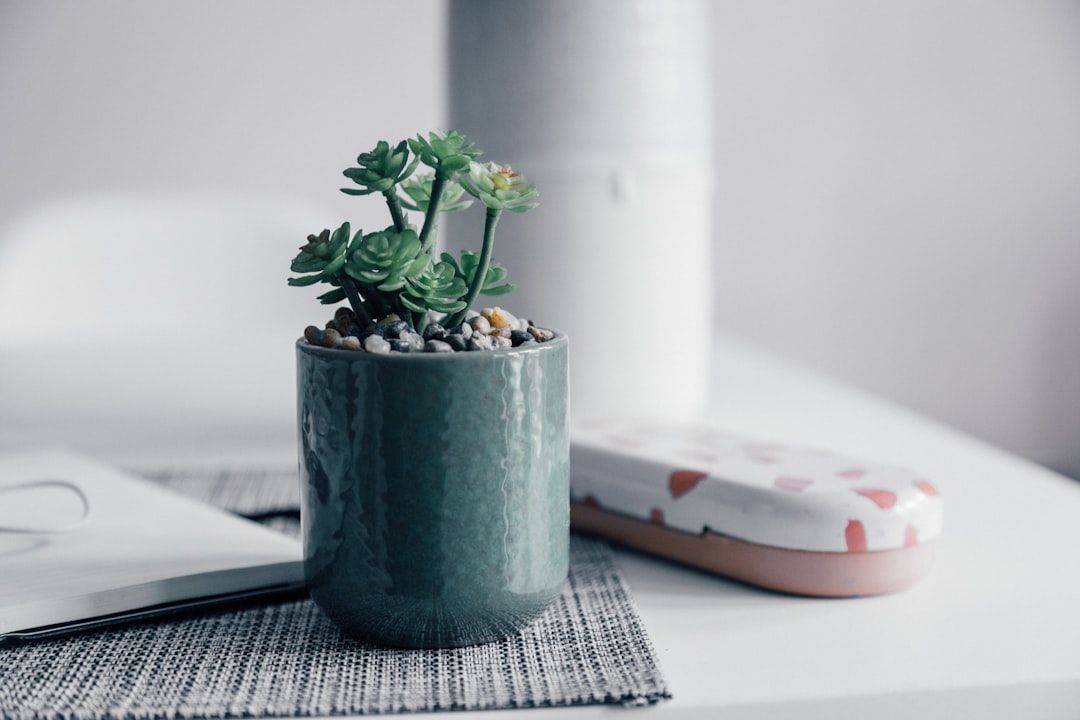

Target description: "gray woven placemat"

left=0, top=468, right=669, bottom=718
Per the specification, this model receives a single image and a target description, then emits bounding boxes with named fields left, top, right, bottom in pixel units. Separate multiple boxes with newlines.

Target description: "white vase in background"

left=446, top=0, right=715, bottom=423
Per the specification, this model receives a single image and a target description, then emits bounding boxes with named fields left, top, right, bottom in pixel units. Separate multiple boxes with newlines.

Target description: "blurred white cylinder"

left=446, top=0, right=714, bottom=423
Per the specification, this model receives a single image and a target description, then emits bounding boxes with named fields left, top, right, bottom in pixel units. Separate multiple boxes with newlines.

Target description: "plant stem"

left=445, top=207, right=500, bottom=329
left=393, top=298, right=413, bottom=329
left=383, top=190, right=408, bottom=233
left=414, top=311, right=429, bottom=335
left=361, top=282, right=389, bottom=321
left=417, top=175, right=447, bottom=256
left=338, top=274, right=373, bottom=328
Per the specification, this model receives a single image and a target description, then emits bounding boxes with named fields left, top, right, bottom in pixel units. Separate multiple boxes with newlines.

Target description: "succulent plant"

left=441, top=250, right=514, bottom=297
left=341, top=140, right=419, bottom=196
left=287, top=227, right=349, bottom=287
left=289, top=130, right=538, bottom=341
left=458, top=161, right=540, bottom=214
left=407, top=130, right=481, bottom=178
left=401, top=261, right=468, bottom=316
left=345, top=228, right=426, bottom=291
left=398, top=173, right=473, bottom=215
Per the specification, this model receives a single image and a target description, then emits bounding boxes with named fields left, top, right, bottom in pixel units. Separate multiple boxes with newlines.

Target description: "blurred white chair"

left=0, top=192, right=336, bottom=464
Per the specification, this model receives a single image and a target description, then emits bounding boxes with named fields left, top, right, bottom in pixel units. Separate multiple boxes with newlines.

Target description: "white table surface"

left=4, top=334, right=1079, bottom=719
left=613, top=337, right=1080, bottom=719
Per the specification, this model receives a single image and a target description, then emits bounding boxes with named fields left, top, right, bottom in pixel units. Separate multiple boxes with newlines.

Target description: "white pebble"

left=401, top=330, right=424, bottom=351
left=469, top=315, right=491, bottom=335
left=468, top=333, right=495, bottom=351
left=363, top=335, right=392, bottom=354
left=482, top=306, right=519, bottom=331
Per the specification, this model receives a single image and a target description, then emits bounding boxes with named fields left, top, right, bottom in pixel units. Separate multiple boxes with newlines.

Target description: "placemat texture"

left=0, top=468, right=670, bottom=718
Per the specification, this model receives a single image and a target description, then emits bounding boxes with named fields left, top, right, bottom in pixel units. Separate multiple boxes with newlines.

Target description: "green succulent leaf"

left=439, top=252, right=462, bottom=277
left=398, top=173, right=474, bottom=214
left=399, top=293, right=429, bottom=314
left=441, top=249, right=515, bottom=297
left=401, top=259, right=468, bottom=314
left=286, top=274, right=323, bottom=287
left=482, top=265, right=508, bottom=285
left=481, top=282, right=515, bottom=296
left=404, top=254, right=430, bottom=277
left=317, top=286, right=348, bottom=304
left=344, top=226, right=425, bottom=292
left=458, top=161, right=539, bottom=213
left=408, top=130, right=482, bottom=179
left=341, top=139, right=420, bottom=196
left=287, top=223, right=351, bottom=287
left=375, top=277, right=407, bottom=292
left=439, top=155, right=472, bottom=174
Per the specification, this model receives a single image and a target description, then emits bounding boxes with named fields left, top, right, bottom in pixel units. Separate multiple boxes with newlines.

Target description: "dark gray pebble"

left=379, top=320, right=409, bottom=339
left=334, top=307, right=355, bottom=334
left=423, top=322, right=448, bottom=341
left=424, top=339, right=454, bottom=353
left=510, top=329, right=535, bottom=347
left=527, top=326, right=554, bottom=342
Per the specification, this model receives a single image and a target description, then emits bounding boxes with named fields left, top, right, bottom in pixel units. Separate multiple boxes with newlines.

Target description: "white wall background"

left=2, top=1, right=1079, bottom=474
left=708, top=1, right=1080, bottom=477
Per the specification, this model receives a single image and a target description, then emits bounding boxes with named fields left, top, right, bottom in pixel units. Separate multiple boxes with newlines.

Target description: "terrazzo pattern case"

left=569, top=418, right=943, bottom=597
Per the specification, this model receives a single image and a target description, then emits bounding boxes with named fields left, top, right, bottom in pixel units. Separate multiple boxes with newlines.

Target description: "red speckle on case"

left=650, top=508, right=665, bottom=525
left=855, top=488, right=898, bottom=509
left=583, top=494, right=600, bottom=508
left=904, top=525, right=918, bottom=547
left=915, top=480, right=939, bottom=496
left=669, top=470, right=707, bottom=499
left=845, top=520, right=867, bottom=552
left=774, top=476, right=813, bottom=492
left=836, top=467, right=867, bottom=479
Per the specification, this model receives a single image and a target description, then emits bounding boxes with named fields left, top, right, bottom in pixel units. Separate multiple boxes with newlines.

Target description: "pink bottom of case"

left=571, top=502, right=936, bottom=597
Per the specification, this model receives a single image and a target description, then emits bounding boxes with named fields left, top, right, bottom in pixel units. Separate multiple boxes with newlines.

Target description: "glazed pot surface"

left=296, top=333, right=570, bottom=648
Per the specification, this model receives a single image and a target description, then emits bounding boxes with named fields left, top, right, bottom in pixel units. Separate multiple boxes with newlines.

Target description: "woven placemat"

left=0, top=468, right=670, bottom=718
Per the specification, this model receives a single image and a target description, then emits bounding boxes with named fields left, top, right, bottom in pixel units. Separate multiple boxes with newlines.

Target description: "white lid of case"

left=570, top=418, right=944, bottom=553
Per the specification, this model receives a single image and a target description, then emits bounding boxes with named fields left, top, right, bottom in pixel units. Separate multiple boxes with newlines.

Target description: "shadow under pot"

left=296, top=331, right=570, bottom=648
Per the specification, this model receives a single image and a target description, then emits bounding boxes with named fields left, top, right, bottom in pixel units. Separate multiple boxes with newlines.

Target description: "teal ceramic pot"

left=296, top=332, right=570, bottom=648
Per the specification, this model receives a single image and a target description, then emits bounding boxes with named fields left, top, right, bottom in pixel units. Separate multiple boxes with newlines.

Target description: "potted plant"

left=290, top=130, right=569, bottom=648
